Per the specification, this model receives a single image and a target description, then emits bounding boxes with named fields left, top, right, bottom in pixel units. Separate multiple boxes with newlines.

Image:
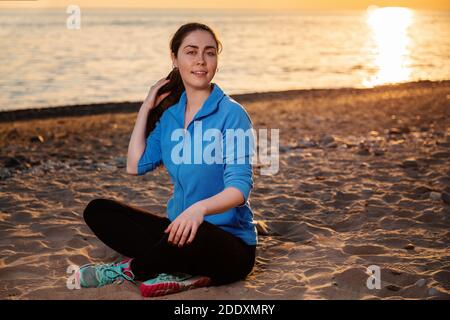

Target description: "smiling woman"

left=78, top=22, right=258, bottom=298
left=142, top=23, right=223, bottom=137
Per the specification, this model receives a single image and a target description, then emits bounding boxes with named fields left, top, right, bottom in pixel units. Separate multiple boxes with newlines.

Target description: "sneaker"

left=140, top=272, right=211, bottom=297
left=77, top=258, right=135, bottom=288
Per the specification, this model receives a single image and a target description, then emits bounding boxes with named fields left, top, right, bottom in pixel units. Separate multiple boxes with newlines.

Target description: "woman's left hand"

left=165, top=202, right=206, bottom=247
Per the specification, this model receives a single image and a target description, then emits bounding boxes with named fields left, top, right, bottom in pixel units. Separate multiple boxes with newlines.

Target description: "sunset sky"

left=1, top=0, right=449, bottom=10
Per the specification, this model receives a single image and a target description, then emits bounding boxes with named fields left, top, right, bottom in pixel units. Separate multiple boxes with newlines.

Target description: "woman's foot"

left=140, top=272, right=211, bottom=297
left=77, top=258, right=135, bottom=288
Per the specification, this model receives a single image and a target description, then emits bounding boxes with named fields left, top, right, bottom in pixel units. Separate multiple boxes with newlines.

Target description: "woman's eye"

left=207, top=52, right=216, bottom=56
left=187, top=51, right=195, bottom=55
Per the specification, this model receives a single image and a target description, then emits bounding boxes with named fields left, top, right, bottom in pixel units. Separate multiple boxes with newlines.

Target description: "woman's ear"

left=170, top=52, right=177, bottom=69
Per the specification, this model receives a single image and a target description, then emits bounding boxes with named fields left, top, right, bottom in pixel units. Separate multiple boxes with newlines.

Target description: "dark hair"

left=145, top=22, right=222, bottom=138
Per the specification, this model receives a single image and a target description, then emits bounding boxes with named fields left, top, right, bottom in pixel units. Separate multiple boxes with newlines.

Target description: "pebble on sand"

left=297, top=138, right=318, bottom=148
left=319, top=135, right=335, bottom=146
left=429, top=192, right=441, bottom=201
left=373, top=149, right=385, bottom=156
left=386, top=284, right=401, bottom=292
left=30, top=135, right=45, bottom=143
left=0, top=168, right=12, bottom=180
left=428, top=287, right=439, bottom=296
left=401, top=158, right=419, bottom=168
left=441, top=193, right=450, bottom=205
left=414, top=279, right=426, bottom=287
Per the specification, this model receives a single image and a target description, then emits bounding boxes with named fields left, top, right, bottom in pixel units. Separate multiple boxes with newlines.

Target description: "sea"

left=0, top=7, right=449, bottom=111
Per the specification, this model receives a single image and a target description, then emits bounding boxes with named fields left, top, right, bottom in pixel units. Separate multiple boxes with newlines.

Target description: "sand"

left=0, top=80, right=449, bottom=300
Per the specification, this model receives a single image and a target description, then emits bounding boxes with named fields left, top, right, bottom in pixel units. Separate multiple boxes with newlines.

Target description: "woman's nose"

left=196, top=54, right=206, bottom=65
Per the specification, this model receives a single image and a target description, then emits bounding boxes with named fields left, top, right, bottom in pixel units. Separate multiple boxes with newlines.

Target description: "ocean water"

left=0, top=8, right=449, bottom=111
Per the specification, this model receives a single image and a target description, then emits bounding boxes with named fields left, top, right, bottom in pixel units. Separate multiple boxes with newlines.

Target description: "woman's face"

left=172, top=30, right=218, bottom=90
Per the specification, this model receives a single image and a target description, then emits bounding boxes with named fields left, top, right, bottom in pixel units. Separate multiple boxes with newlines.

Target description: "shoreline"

left=1, top=79, right=448, bottom=123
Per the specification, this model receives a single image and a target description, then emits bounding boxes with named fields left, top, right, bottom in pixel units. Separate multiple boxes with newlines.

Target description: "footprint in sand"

left=267, top=221, right=334, bottom=243
left=342, top=244, right=388, bottom=255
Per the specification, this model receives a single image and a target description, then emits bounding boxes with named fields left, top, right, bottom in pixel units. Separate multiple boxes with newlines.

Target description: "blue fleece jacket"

left=137, top=83, right=257, bottom=245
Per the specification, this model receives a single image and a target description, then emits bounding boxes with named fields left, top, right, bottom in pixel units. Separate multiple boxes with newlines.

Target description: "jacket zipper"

left=167, top=110, right=193, bottom=215
left=167, top=108, right=205, bottom=215
left=176, top=128, right=188, bottom=214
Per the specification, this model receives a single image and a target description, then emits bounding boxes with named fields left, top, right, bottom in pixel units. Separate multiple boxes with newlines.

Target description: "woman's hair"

left=145, top=22, right=222, bottom=138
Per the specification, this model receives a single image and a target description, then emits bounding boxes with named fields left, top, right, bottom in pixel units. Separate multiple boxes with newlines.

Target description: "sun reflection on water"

left=363, top=6, right=414, bottom=87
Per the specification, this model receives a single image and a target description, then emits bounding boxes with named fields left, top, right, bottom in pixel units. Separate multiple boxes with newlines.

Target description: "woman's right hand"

left=143, top=78, right=171, bottom=111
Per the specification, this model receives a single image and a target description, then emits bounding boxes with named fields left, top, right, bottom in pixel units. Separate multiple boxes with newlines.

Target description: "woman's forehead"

left=181, top=30, right=217, bottom=48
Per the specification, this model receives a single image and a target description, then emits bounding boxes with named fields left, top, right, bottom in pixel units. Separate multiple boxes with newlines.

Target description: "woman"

left=78, top=22, right=257, bottom=298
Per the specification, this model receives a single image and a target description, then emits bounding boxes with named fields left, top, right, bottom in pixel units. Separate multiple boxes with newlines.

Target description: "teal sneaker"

left=140, top=272, right=211, bottom=297
left=77, top=258, right=135, bottom=288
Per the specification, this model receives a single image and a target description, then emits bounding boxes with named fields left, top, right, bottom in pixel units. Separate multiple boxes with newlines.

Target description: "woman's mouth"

left=191, top=71, right=207, bottom=77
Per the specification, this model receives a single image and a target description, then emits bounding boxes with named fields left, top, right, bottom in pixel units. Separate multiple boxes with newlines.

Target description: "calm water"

left=0, top=8, right=449, bottom=111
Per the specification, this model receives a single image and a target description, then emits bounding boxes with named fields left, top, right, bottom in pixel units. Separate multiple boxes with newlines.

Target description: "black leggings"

left=83, top=198, right=256, bottom=286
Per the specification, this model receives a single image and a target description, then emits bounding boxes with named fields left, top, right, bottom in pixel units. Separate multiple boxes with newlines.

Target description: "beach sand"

left=0, top=80, right=449, bottom=300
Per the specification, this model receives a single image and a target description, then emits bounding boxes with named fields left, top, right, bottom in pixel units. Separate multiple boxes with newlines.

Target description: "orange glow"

left=1, top=0, right=449, bottom=10
left=363, top=6, right=414, bottom=86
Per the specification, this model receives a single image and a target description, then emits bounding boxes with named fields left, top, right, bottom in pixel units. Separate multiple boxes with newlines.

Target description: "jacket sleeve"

left=222, top=106, right=255, bottom=206
left=137, top=119, right=163, bottom=175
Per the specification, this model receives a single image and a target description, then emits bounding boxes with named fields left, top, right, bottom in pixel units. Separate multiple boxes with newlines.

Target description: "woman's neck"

left=184, top=83, right=213, bottom=114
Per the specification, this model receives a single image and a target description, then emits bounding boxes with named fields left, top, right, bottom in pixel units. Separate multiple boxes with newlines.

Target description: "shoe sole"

left=140, top=276, right=211, bottom=297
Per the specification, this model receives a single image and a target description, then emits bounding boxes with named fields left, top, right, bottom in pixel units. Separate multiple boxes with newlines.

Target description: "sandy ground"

left=0, top=80, right=449, bottom=300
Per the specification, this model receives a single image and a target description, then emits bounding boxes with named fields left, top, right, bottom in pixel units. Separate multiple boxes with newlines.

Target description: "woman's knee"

left=83, top=198, right=112, bottom=224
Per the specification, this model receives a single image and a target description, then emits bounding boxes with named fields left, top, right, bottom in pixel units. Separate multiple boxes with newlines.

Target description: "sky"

left=0, top=0, right=449, bottom=10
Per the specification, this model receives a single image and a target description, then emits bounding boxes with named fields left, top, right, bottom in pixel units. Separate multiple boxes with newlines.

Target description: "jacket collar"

left=168, top=82, right=225, bottom=128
